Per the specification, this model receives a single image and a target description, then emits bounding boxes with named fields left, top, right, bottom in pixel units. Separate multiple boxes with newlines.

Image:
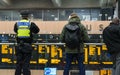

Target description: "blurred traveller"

left=103, top=17, right=120, bottom=75
left=14, top=11, right=40, bottom=75
left=60, top=13, right=89, bottom=75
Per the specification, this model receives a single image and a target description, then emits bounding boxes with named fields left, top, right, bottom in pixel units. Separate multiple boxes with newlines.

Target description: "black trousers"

left=111, top=53, right=120, bottom=75
left=15, top=44, right=32, bottom=75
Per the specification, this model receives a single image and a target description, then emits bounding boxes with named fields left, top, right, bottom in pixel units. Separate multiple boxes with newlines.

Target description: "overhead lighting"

left=51, top=0, right=61, bottom=7
left=0, top=0, right=10, bottom=6
left=51, top=15, right=55, bottom=17
left=81, top=10, right=85, bottom=11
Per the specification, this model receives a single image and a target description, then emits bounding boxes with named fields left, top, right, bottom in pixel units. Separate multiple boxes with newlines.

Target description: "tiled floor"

left=0, top=69, right=100, bottom=75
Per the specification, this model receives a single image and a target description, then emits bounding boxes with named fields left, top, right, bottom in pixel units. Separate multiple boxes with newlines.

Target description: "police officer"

left=14, top=11, right=40, bottom=75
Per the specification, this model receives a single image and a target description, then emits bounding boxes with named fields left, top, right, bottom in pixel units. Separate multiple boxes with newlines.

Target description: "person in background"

left=14, top=11, right=40, bottom=75
left=103, top=17, right=120, bottom=75
left=60, top=13, right=89, bottom=75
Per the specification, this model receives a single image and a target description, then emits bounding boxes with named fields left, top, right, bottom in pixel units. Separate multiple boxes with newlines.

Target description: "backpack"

left=17, top=21, right=31, bottom=38
left=64, top=24, right=81, bottom=49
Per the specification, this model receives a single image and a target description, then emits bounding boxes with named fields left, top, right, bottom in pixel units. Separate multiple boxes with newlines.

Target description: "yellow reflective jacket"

left=17, top=20, right=31, bottom=38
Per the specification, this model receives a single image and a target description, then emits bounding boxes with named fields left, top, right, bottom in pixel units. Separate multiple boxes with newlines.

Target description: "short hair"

left=112, top=17, right=119, bottom=24
left=68, top=13, right=80, bottom=19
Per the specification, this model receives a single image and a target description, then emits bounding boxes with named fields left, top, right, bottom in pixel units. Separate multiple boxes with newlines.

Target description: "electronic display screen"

left=0, top=43, right=113, bottom=70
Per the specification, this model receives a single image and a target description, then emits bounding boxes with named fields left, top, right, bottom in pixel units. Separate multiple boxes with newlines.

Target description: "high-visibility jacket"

left=17, top=20, right=31, bottom=38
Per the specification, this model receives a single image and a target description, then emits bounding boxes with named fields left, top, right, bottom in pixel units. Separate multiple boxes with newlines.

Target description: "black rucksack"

left=64, top=24, right=81, bottom=49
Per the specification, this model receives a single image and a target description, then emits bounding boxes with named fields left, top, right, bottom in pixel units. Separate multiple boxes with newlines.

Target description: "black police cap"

left=20, top=11, right=30, bottom=17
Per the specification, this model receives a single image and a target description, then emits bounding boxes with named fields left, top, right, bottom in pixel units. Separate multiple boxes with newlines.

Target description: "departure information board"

left=0, top=43, right=113, bottom=70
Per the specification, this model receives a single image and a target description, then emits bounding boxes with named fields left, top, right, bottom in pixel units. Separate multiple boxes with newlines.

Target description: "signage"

left=44, top=68, right=57, bottom=75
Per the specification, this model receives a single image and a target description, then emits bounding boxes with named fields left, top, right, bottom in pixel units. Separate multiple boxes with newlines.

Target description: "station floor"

left=0, top=69, right=101, bottom=75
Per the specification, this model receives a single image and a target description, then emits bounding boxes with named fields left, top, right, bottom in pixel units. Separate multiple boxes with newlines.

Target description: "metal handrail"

left=0, top=43, right=105, bottom=45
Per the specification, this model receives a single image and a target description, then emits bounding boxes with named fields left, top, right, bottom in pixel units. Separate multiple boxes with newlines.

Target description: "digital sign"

left=0, top=43, right=113, bottom=69
left=100, top=69, right=112, bottom=75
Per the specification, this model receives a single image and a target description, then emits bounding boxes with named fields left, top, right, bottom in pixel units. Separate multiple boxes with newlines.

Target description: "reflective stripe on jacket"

left=17, top=20, right=31, bottom=38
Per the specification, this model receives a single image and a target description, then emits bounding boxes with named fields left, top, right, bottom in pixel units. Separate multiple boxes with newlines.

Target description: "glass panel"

left=43, top=10, right=58, bottom=21
left=29, top=10, right=42, bottom=21
left=0, top=11, right=20, bottom=21
left=91, top=9, right=100, bottom=21
left=59, top=9, right=74, bottom=21
left=0, top=9, right=101, bottom=21
left=74, top=9, right=90, bottom=21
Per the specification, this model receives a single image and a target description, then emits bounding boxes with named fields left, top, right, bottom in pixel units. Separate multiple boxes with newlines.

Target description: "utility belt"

left=18, top=40, right=31, bottom=46
left=15, top=41, right=33, bottom=54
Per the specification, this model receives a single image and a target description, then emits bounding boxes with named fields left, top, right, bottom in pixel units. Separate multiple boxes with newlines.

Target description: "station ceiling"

left=0, top=0, right=116, bottom=9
